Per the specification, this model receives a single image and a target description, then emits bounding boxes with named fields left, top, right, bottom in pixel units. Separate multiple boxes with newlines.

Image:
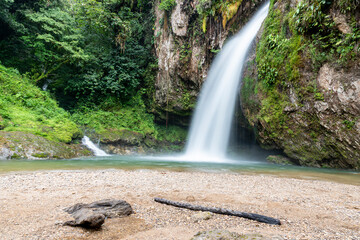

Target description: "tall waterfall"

left=82, top=136, right=109, bottom=156
left=185, top=2, right=269, bottom=160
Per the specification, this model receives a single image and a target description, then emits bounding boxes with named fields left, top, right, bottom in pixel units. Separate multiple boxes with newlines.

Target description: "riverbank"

left=0, top=169, right=359, bottom=239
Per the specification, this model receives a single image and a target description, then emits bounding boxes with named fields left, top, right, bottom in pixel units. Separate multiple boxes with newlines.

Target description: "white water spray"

left=185, top=2, right=269, bottom=160
left=82, top=136, right=109, bottom=156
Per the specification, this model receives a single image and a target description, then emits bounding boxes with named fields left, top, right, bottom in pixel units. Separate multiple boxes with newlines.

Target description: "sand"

left=0, top=169, right=359, bottom=239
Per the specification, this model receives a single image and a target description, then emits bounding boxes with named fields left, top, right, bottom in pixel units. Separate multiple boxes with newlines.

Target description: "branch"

left=35, top=59, right=69, bottom=83
left=154, top=198, right=281, bottom=225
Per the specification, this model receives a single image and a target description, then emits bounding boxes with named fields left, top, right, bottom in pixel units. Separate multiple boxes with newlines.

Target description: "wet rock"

left=266, top=155, right=295, bottom=165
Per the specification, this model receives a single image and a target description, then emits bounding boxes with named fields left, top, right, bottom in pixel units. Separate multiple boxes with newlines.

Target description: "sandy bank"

left=0, top=169, right=359, bottom=239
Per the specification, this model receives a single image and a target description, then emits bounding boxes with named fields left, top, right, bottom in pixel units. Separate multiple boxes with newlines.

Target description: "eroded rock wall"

left=153, top=0, right=266, bottom=126
left=241, top=0, right=360, bottom=169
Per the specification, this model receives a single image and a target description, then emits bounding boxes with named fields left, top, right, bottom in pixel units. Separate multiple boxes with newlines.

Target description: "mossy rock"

left=10, top=153, right=23, bottom=159
left=99, top=129, right=144, bottom=146
left=31, top=153, right=50, bottom=158
left=266, top=155, right=295, bottom=165
left=0, top=131, right=91, bottom=160
left=144, top=135, right=157, bottom=148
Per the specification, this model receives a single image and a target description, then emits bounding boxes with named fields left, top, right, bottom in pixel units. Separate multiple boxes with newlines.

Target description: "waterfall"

left=185, top=2, right=269, bottom=160
left=42, top=79, right=52, bottom=91
left=82, top=136, right=110, bottom=156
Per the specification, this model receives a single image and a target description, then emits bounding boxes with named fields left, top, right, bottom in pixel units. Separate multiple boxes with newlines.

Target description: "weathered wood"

left=154, top=197, right=281, bottom=225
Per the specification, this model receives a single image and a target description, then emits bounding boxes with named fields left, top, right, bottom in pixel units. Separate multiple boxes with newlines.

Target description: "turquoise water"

left=0, top=154, right=359, bottom=185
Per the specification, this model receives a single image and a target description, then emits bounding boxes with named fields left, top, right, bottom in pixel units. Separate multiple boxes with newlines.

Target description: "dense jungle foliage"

left=0, top=0, right=189, bottom=143
left=0, top=0, right=154, bottom=107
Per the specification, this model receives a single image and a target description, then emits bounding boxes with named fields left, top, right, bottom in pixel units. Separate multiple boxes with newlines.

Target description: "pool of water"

left=0, top=154, right=359, bottom=185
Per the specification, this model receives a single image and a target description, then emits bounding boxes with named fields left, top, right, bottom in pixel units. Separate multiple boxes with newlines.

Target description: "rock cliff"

left=241, top=0, right=360, bottom=169
left=153, top=0, right=266, bottom=126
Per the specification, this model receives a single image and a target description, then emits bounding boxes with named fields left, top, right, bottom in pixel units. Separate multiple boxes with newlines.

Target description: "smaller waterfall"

left=82, top=136, right=109, bottom=156
left=42, top=79, right=52, bottom=91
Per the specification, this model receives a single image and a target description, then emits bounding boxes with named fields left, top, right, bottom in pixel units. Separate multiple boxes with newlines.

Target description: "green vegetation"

left=251, top=0, right=360, bottom=139
left=240, top=0, right=360, bottom=168
left=0, top=0, right=155, bottom=108
left=0, top=64, right=80, bottom=143
left=342, top=120, right=355, bottom=129
left=293, top=0, right=360, bottom=66
left=0, top=0, right=187, bottom=149
left=196, top=0, right=244, bottom=33
left=71, top=93, right=156, bottom=137
left=159, top=0, right=176, bottom=12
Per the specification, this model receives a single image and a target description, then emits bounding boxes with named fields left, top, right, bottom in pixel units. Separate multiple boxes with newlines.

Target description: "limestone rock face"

left=171, top=0, right=189, bottom=36
left=153, top=0, right=266, bottom=126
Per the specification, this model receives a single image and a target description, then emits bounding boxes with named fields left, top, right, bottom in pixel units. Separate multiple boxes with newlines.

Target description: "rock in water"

left=63, top=199, right=133, bottom=229
left=266, top=155, right=294, bottom=165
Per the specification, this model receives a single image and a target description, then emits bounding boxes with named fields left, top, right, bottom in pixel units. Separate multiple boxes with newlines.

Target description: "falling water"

left=185, top=2, right=269, bottom=160
left=42, top=79, right=52, bottom=91
left=82, top=136, right=109, bottom=156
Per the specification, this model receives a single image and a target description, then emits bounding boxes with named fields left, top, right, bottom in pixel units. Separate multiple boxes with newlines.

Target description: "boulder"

left=64, top=199, right=133, bottom=218
left=64, top=208, right=105, bottom=229
left=63, top=199, right=133, bottom=229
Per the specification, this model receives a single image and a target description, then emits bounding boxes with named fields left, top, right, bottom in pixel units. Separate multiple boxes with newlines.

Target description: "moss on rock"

left=241, top=0, right=360, bottom=169
left=0, top=131, right=91, bottom=160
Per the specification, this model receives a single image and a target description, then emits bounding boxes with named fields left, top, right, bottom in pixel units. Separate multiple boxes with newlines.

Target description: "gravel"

left=0, top=169, right=359, bottom=239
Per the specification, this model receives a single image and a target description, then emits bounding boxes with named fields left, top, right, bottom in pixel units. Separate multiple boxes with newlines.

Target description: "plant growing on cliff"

left=159, top=0, right=176, bottom=12
left=258, top=63, right=278, bottom=89
left=342, top=120, right=355, bottom=129
left=196, top=0, right=244, bottom=33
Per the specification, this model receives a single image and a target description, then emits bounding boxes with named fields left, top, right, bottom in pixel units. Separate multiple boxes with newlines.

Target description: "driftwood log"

left=154, top=198, right=281, bottom=225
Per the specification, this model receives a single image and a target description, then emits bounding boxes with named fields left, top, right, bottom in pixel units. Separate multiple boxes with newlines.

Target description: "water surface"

left=1, top=154, right=359, bottom=186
